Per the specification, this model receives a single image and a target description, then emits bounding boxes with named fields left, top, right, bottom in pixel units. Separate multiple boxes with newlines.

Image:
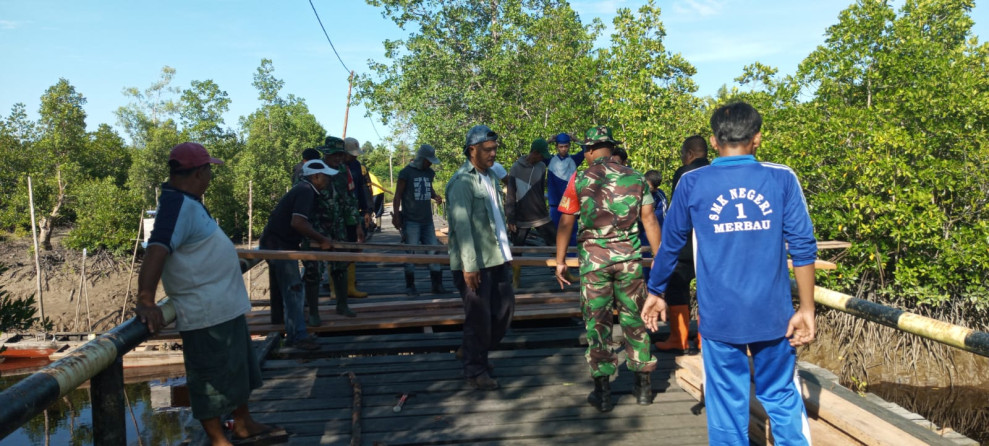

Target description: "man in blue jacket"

left=642, top=102, right=817, bottom=445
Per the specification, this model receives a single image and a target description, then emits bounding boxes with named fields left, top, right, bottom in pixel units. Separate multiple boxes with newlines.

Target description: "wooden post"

left=248, top=180, right=254, bottom=300
left=342, top=70, right=354, bottom=138
left=82, top=248, right=92, bottom=332
left=120, top=215, right=144, bottom=324
left=91, top=357, right=125, bottom=446
left=74, top=251, right=85, bottom=330
left=27, top=176, right=45, bottom=325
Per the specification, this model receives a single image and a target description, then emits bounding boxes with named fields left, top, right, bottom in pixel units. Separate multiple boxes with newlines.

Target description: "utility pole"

left=342, top=70, right=354, bottom=138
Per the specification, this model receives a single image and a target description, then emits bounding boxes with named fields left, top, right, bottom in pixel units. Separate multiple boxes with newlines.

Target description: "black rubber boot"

left=332, top=269, right=356, bottom=317
left=304, top=280, right=322, bottom=326
left=430, top=271, right=449, bottom=294
left=587, top=376, right=613, bottom=412
left=405, top=272, right=419, bottom=296
left=633, top=372, right=653, bottom=405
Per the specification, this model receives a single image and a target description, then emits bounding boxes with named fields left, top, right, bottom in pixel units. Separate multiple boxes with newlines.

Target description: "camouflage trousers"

left=581, top=260, right=657, bottom=377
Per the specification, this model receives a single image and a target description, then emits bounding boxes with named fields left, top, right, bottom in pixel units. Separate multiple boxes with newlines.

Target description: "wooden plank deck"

left=168, top=219, right=972, bottom=445
left=245, top=327, right=709, bottom=445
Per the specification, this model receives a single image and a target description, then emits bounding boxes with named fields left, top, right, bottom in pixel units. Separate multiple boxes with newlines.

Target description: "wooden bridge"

left=0, top=216, right=976, bottom=445
left=167, top=219, right=965, bottom=445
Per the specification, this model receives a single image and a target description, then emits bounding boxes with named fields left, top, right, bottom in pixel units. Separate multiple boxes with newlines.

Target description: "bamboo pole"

left=27, top=176, right=46, bottom=327
left=247, top=180, right=254, bottom=300
left=74, top=251, right=84, bottom=331
left=120, top=215, right=144, bottom=324
left=81, top=248, right=92, bottom=333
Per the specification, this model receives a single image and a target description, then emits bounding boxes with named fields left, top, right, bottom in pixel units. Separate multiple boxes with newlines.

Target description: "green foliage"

left=596, top=1, right=707, bottom=176
left=1, top=0, right=987, bottom=315
left=115, top=66, right=180, bottom=148
left=235, top=59, right=326, bottom=237
left=63, top=178, right=144, bottom=254
left=760, top=0, right=989, bottom=307
left=126, top=122, right=182, bottom=205
left=358, top=0, right=602, bottom=179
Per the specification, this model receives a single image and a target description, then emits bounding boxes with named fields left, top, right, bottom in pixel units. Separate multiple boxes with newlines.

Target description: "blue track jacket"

left=646, top=155, right=817, bottom=344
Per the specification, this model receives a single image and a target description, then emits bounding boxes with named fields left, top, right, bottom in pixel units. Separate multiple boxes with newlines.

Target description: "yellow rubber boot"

left=347, top=263, right=368, bottom=298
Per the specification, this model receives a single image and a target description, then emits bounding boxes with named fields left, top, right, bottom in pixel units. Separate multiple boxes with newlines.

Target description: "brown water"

left=800, top=326, right=989, bottom=445
left=0, top=368, right=190, bottom=446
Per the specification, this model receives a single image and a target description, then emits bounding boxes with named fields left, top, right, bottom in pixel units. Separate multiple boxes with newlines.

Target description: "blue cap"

left=554, top=133, right=571, bottom=144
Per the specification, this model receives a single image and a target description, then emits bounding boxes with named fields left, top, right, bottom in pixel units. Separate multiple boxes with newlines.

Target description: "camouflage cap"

left=581, top=125, right=622, bottom=147
left=320, top=136, right=346, bottom=155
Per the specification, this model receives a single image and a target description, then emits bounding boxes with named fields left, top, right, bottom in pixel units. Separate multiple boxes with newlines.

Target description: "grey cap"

left=416, top=144, right=441, bottom=165
left=465, top=125, right=498, bottom=148
left=344, top=137, right=363, bottom=156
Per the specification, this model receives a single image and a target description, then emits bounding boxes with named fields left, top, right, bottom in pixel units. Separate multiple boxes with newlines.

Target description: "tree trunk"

left=38, top=169, right=66, bottom=251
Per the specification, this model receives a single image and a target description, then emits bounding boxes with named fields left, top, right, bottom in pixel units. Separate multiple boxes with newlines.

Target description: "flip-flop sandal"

left=231, top=425, right=289, bottom=445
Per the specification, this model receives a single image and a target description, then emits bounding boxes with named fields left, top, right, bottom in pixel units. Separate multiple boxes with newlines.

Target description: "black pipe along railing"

left=0, top=298, right=176, bottom=442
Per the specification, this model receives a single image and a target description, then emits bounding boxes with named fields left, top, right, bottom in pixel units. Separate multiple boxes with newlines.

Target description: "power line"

left=308, top=0, right=351, bottom=75
left=308, top=0, right=388, bottom=145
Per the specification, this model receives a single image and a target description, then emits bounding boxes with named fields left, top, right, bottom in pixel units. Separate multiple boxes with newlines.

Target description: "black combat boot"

left=405, top=272, right=419, bottom=296
left=633, top=372, right=653, bottom=405
left=587, top=376, right=613, bottom=412
left=304, top=280, right=322, bottom=327
left=430, top=271, right=449, bottom=294
left=332, top=270, right=356, bottom=317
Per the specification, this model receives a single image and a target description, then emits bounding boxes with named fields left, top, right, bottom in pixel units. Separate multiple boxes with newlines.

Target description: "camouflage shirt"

left=558, top=157, right=654, bottom=274
left=306, top=169, right=359, bottom=243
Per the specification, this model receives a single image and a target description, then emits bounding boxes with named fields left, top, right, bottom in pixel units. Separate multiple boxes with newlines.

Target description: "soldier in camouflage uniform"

left=554, top=125, right=662, bottom=412
left=301, top=136, right=361, bottom=319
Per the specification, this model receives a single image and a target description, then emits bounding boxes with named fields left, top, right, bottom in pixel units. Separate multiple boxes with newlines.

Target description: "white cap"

left=302, top=159, right=338, bottom=177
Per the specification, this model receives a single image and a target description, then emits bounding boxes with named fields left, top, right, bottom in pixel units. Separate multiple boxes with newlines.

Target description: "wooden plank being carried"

left=237, top=249, right=837, bottom=270
left=260, top=239, right=850, bottom=254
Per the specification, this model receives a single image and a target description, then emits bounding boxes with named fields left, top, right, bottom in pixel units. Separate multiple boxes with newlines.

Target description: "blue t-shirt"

left=639, top=188, right=667, bottom=247
left=646, top=155, right=817, bottom=344
left=546, top=150, right=585, bottom=206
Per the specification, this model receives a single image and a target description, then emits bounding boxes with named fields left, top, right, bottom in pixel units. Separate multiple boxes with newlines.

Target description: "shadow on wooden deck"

left=250, top=328, right=707, bottom=445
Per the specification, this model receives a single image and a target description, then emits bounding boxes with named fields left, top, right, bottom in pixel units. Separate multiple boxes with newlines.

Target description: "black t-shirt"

left=260, top=182, right=318, bottom=250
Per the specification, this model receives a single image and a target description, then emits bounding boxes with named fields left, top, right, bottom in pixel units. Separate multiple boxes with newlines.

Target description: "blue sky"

left=1, top=1, right=986, bottom=148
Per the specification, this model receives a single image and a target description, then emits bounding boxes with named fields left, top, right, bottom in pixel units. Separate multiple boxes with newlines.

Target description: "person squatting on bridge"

left=258, top=160, right=338, bottom=350
left=643, top=102, right=817, bottom=445
left=393, top=143, right=448, bottom=296
left=136, top=142, right=288, bottom=445
left=446, top=124, right=516, bottom=391
left=261, top=157, right=339, bottom=352
left=555, top=125, right=661, bottom=412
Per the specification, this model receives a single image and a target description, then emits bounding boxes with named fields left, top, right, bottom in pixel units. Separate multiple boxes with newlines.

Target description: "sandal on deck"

left=231, top=425, right=289, bottom=445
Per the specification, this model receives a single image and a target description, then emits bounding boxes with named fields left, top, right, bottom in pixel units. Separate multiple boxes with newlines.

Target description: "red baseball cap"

left=169, top=142, right=224, bottom=169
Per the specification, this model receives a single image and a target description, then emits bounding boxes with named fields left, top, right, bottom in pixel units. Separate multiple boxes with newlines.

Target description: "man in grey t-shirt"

left=393, top=144, right=448, bottom=295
